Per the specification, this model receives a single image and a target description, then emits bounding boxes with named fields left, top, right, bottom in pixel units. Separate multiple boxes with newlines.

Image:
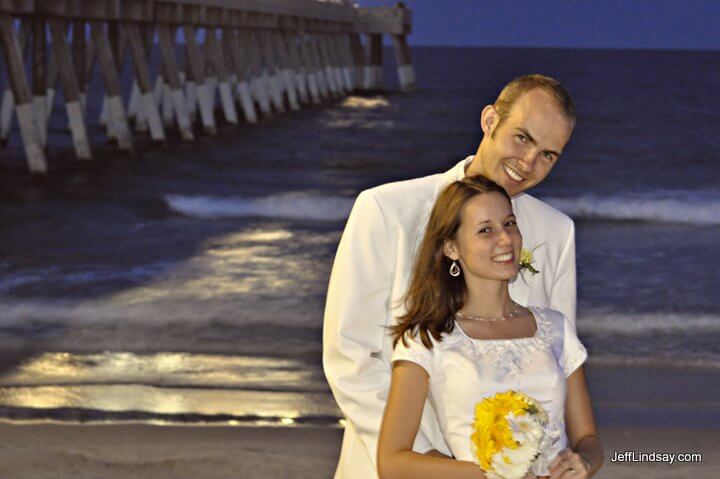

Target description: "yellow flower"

left=471, top=391, right=529, bottom=469
left=471, top=391, right=547, bottom=477
left=519, top=247, right=540, bottom=275
left=520, top=248, right=533, bottom=265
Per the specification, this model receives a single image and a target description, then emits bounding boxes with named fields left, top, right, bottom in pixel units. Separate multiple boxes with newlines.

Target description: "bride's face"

left=443, top=192, right=522, bottom=282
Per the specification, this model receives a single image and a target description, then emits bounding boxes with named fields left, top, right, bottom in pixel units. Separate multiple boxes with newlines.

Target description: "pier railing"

left=0, top=0, right=416, bottom=174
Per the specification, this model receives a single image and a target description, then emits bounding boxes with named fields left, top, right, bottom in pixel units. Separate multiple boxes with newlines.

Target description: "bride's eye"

left=478, top=227, right=490, bottom=234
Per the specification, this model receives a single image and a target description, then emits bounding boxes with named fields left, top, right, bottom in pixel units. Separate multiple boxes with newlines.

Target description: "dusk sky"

left=357, top=0, right=720, bottom=50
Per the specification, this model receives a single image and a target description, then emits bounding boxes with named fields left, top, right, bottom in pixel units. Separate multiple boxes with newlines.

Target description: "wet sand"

left=1, top=423, right=717, bottom=479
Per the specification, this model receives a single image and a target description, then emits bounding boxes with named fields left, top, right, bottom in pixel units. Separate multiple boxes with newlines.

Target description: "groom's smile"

left=503, top=163, right=525, bottom=182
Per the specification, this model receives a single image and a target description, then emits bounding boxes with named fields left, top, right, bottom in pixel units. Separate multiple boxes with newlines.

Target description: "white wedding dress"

left=391, top=306, right=587, bottom=476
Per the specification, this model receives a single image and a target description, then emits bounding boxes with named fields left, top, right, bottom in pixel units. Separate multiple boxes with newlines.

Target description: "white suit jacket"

left=323, top=157, right=576, bottom=479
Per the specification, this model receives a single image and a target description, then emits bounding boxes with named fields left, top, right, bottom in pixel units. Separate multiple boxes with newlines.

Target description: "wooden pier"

left=0, top=0, right=415, bottom=174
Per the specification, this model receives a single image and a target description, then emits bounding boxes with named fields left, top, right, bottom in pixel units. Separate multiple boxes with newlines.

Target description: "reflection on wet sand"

left=0, top=352, right=340, bottom=426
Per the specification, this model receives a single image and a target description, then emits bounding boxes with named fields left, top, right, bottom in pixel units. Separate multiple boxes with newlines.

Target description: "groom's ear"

left=481, top=105, right=499, bottom=136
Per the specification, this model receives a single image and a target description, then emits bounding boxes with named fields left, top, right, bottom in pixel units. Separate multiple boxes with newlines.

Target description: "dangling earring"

left=449, top=260, right=461, bottom=277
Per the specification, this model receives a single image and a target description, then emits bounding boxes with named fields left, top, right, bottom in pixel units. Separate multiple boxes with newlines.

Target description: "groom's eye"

left=478, top=227, right=490, bottom=234
left=515, top=135, right=527, bottom=143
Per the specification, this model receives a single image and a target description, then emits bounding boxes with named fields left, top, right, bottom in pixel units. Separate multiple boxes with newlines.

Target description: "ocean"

left=1, top=46, right=719, bottom=427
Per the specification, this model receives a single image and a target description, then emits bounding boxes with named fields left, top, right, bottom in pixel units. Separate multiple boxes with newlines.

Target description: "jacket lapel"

left=509, top=194, right=538, bottom=307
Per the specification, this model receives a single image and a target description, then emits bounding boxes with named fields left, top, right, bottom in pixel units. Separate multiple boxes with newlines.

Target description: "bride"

left=377, top=175, right=603, bottom=479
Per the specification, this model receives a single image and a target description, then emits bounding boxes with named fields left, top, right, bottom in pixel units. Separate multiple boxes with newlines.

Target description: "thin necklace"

left=454, top=301, right=520, bottom=322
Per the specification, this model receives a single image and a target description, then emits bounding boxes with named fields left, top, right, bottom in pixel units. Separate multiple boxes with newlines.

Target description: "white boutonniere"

left=519, top=244, right=541, bottom=278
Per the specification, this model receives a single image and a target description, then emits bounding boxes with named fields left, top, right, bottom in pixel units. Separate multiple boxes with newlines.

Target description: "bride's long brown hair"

left=390, top=175, right=511, bottom=349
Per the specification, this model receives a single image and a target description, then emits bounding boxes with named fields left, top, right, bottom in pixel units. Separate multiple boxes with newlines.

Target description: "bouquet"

left=470, top=391, right=549, bottom=479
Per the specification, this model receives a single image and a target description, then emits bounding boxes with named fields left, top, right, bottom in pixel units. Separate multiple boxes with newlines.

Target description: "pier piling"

left=0, top=0, right=416, bottom=174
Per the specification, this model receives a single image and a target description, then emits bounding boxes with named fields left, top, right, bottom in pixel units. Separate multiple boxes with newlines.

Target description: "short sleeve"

left=391, top=332, right=435, bottom=377
left=561, top=315, right=587, bottom=378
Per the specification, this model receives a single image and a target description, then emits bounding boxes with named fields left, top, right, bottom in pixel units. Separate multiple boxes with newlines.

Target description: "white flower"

left=507, top=412, right=544, bottom=445
left=487, top=413, right=546, bottom=478
left=489, top=450, right=531, bottom=479
left=502, top=443, right=537, bottom=467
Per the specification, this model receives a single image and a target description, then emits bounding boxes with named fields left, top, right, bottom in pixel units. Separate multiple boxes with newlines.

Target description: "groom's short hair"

left=493, top=74, right=576, bottom=132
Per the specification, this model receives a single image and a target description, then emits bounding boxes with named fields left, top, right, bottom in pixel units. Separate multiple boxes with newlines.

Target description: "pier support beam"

left=48, top=19, right=92, bottom=161
left=273, top=31, right=300, bottom=110
left=320, top=34, right=340, bottom=97
left=310, top=35, right=340, bottom=98
left=31, top=17, right=48, bottom=148
left=258, top=30, right=286, bottom=113
left=225, top=28, right=258, bottom=124
left=365, top=34, right=383, bottom=91
left=348, top=33, right=366, bottom=92
left=334, top=34, right=354, bottom=92
left=1, top=21, right=30, bottom=148
left=392, top=34, right=416, bottom=91
left=243, top=30, right=272, bottom=117
left=99, top=26, right=128, bottom=139
left=125, top=22, right=166, bottom=143
left=302, top=34, right=325, bottom=100
left=45, top=46, right=58, bottom=122
left=181, top=48, right=198, bottom=123
left=183, top=25, right=216, bottom=135
left=282, top=31, right=311, bottom=105
left=90, top=21, right=133, bottom=152
left=72, top=21, right=86, bottom=110
left=0, top=15, right=47, bottom=173
left=156, top=24, right=194, bottom=141
left=0, top=54, right=11, bottom=146
left=325, top=34, right=346, bottom=95
left=299, top=34, right=323, bottom=103
left=206, top=29, right=239, bottom=125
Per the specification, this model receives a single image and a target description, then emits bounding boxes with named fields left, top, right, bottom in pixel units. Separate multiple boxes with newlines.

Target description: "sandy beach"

left=1, top=422, right=716, bottom=478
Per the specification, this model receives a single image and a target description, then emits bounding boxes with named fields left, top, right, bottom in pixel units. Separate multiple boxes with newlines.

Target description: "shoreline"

left=1, top=360, right=719, bottom=427
left=1, top=423, right=717, bottom=479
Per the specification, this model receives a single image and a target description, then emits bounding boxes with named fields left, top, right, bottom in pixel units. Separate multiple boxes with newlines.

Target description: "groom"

left=324, top=74, right=577, bottom=479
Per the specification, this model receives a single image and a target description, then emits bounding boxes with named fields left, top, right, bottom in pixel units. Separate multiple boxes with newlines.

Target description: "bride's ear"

left=443, top=240, right=459, bottom=261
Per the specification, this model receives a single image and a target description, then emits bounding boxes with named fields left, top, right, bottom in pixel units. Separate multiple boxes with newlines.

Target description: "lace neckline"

left=445, top=306, right=554, bottom=377
left=453, top=306, right=540, bottom=342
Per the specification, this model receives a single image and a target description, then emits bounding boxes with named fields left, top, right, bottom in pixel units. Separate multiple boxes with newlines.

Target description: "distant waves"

left=165, top=190, right=720, bottom=225
left=578, top=311, right=720, bottom=334
left=542, top=190, right=720, bottom=225
left=164, top=193, right=354, bottom=221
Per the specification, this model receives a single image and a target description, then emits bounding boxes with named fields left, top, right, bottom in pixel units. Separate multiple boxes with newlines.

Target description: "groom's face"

left=478, top=89, right=573, bottom=196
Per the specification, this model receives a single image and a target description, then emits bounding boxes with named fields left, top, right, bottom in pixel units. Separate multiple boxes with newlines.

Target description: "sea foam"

left=165, top=190, right=720, bottom=225
left=165, top=193, right=354, bottom=221
left=542, top=191, right=720, bottom=225
left=577, top=311, right=720, bottom=335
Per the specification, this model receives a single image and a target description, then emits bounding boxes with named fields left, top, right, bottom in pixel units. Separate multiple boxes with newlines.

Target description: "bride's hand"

left=548, top=448, right=591, bottom=478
